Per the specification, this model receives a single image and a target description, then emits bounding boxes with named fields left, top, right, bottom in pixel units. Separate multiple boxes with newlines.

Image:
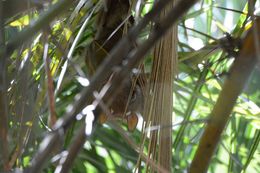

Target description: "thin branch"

left=27, top=129, right=65, bottom=173
left=43, top=33, right=57, bottom=128
left=55, top=126, right=86, bottom=173
left=213, top=5, right=248, bottom=15
left=180, top=24, right=217, bottom=41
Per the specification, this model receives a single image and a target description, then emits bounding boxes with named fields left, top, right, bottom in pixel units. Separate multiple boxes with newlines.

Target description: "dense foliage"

left=0, top=0, right=259, bottom=173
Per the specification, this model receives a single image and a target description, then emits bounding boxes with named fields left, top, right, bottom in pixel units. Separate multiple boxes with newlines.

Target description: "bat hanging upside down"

left=98, top=74, right=145, bottom=131
left=85, top=0, right=145, bottom=131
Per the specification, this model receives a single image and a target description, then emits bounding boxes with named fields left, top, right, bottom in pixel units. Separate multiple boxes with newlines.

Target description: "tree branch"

left=56, top=126, right=86, bottom=173
left=0, top=0, right=9, bottom=171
